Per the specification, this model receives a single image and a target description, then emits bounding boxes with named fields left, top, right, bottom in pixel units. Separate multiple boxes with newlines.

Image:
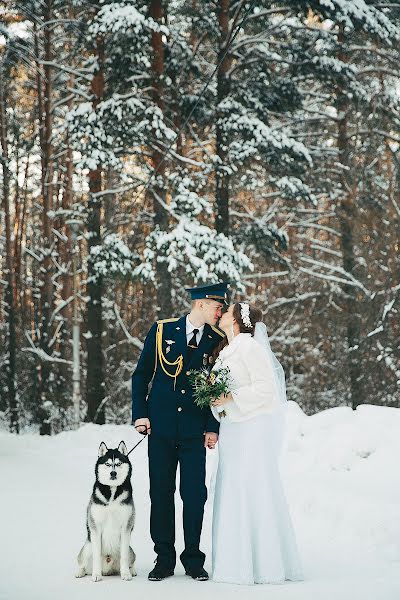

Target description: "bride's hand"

left=212, top=392, right=232, bottom=407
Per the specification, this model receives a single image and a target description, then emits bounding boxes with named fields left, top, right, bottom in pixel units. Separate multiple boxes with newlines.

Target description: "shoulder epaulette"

left=211, top=325, right=225, bottom=338
left=157, top=317, right=180, bottom=324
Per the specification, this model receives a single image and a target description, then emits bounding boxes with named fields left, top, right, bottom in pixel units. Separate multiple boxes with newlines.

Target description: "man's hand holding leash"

left=134, top=418, right=151, bottom=435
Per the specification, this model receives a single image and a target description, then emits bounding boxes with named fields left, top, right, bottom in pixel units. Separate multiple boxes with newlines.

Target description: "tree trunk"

left=149, top=0, right=172, bottom=317
left=0, top=61, right=18, bottom=433
left=215, top=0, right=232, bottom=235
left=15, top=155, right=30, bottom=328
left=57, top=102, right=75, bottom=404
left=85, top=34, right=105, bottom=424
left=60, top=144, right=74, bottom=324
left=336, top=27, right=363, bottom=410
left=34, top=2, right=54, bottom=434
left=60, top=4, right=75, bottom=328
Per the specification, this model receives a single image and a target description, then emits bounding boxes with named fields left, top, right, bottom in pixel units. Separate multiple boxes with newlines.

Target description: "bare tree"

left=148, top=0, right=172, bottom=317
left=33, top=0, right=55, bottom=433
left=85, top=26, right=105, bottom=424
left=0, top=42, right=18, bottom=432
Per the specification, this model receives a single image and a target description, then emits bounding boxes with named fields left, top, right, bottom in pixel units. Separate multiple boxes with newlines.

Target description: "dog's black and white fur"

left=75, top=441, right=136, bottom=582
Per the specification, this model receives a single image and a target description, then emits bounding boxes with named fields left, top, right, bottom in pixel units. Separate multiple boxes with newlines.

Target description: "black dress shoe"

left=148, top=564, right=174, bottom=581
left=185, top=567, right=209, bottom=581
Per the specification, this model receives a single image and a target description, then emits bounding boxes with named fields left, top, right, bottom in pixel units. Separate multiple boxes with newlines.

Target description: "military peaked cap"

left=185, top=282, right=229, bottom=305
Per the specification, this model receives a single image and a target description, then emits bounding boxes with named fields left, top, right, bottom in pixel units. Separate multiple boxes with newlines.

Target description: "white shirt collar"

left=186, top=315, right=205, bottom=337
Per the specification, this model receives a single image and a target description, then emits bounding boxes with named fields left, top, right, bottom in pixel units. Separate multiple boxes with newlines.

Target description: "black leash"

left=126, top=425, right=150, bottom=457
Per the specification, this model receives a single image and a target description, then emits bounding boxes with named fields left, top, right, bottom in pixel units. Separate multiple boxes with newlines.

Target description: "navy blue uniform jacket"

left=131, top=315, right=223, bottom=437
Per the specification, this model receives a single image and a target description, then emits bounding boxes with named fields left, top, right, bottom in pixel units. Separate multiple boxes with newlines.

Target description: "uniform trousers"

left=148, top=433, right=207, bottom=572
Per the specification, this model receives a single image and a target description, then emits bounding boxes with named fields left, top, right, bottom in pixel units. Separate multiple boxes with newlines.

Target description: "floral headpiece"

left=239, top=302, right=253, bottom=329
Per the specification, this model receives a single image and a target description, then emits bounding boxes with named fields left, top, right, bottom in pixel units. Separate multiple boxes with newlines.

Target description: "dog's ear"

left=98, top=442, right=108, bottom=458
left=118, top=441, right=127, bottom=456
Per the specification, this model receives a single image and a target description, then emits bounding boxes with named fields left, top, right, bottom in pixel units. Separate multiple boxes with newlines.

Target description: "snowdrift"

left=1, top=401, right=399, bottom=600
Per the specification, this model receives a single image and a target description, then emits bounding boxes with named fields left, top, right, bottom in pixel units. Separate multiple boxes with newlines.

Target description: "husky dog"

left=75, top=441, right=136, bottom=582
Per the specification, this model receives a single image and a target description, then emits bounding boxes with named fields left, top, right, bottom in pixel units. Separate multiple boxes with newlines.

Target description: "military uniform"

left=131, top=284, right=227, bottom=575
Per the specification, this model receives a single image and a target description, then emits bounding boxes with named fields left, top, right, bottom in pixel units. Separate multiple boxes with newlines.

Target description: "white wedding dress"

left=210, top=332, right=304, bottom=585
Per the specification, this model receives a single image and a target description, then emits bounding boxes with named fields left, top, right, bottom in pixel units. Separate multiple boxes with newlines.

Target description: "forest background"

left=0, top=0, right=399, bottom=434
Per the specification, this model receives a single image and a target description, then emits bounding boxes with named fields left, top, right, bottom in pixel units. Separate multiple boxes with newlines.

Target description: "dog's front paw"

left=121, top=569, right=133, bottom=581
left=130, top=566, right=137, bottom=577
left=92, top=572, right=102, bottom=582
left=75, top=567, right=86, bottom=578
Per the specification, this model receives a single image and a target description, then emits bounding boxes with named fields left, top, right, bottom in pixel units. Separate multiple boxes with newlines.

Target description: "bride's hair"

left=212, top=303, right=263, bottom=360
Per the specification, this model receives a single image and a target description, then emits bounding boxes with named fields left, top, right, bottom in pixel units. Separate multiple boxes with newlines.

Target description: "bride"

left=209, top=302, right=304, bottom=585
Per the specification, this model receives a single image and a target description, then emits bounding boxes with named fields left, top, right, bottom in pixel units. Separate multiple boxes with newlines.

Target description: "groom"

left=131, top=282, right=228, bottom=581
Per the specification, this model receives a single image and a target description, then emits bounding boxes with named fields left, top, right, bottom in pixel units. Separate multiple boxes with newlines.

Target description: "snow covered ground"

left=1, top=401, right=400, bottom=600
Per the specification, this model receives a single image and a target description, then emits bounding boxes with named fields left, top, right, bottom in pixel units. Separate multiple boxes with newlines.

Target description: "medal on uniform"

left=165, top=339, right=175, bottom=355
left=203, top=353, right=208, bottom=366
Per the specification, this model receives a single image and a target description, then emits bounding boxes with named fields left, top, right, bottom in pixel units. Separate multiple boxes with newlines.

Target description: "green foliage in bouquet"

left=188, top=366, right=232, bottom=417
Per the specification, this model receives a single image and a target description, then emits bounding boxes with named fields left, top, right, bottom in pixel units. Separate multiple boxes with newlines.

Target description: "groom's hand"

left=134, top=418, right=151, bottom=435
left=204, top=432, right=218, bottom=449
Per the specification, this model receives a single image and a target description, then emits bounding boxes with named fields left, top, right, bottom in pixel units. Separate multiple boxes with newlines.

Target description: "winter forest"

left=1, top=0, right=399, bottom=434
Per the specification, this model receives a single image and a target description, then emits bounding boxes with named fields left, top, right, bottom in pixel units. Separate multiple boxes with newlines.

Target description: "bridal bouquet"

left=188, top=365, right=232, bottom=418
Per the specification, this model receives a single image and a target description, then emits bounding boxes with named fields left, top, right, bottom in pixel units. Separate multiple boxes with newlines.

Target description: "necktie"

left=188, top=328, right=199, bottom=349
left=187, top=328, right=199, bottom=359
